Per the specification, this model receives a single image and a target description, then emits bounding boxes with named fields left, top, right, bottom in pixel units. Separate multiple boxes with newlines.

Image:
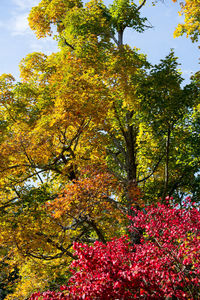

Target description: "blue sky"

left=0, top=0, right=199, bottom=83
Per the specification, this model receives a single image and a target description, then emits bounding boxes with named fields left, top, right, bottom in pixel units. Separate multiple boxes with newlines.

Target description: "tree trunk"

left=118, top=29, right=123, bottom=46
left=162, top=126, right=171, bottom=202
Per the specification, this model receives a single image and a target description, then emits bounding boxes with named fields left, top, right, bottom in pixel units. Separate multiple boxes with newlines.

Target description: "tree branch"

left=113, top=103, right=128, bottom=144
left=136, top=0, right=147, bottom=11
left=64, top=39, right=75, bottom=50
left=86, top=218, right=106, bottom=243
left=138, top=154, right=164, bottom=183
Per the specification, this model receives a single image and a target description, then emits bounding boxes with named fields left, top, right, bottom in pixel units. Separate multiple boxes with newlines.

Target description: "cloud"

left=12, top=0, right=40, bottom=11
left=0, top=12, right=30, bottom=36
left=11, top=13, right=30, bottom=36
left=10, top=0, right=40, bottom=35
left=0, top=21, right=5, bottom=28
left=29, top=38, right=58, bottom=55
left=9, top=0, right=41, bottom=36
left=7, top=0, right=58, bottom=53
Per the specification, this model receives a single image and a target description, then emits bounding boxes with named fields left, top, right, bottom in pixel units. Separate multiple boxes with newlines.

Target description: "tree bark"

left=162, top=126, right=171, bottom=202
left=118, top=29, right=123, bottom=46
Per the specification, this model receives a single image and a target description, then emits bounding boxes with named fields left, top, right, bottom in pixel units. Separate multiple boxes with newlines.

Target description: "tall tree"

left=0, top=0, right=199, bottom=298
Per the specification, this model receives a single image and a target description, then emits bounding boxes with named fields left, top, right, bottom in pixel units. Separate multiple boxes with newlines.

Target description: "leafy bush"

left=30, top=200, right=200, bottom=299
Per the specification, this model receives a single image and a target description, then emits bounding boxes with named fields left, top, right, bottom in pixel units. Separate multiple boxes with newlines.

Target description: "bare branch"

left=110, top=31, right=119, bottom=46
left=105, top=196, right=127, bottom=214
left=0, top=196, right=18, bottom=210
left=138, top=155, right=164, bottom=183
left=64, top=39, right=75, bottom=50
left=86, top=218, right=106, bottom=243
left=136, top=0, right=146, bottom=11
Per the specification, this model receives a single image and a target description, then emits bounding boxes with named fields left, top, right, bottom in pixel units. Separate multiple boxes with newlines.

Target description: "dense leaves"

left=0, top=0, right=199, bottom=298
left=30, top=200, right=200, bottom=299
left=174, top=0, right=200, bottom=42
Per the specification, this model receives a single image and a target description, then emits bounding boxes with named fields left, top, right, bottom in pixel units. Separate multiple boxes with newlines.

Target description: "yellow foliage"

left=173, top=0, right=200, bottom=42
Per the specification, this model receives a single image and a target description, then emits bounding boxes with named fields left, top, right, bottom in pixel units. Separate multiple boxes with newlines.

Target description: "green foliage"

left=0, top=0, right=199, bottom=298
left=109, top=0, right=147, bottom=31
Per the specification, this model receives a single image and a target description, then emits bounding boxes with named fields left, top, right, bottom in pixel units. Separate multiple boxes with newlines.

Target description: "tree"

left=174, top=0, right=200, bottom=42
left=0, top=0, right=199, bottom=298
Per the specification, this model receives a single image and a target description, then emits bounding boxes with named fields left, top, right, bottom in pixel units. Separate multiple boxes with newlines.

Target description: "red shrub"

left=30, top=201, right=200, bottom=299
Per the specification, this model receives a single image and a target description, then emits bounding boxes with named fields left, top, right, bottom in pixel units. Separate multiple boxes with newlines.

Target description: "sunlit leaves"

left=109, top=0, right=147, bottom=32
left=174, top=0, right=200, bottom=42
left=47, top=169, right=125, bottom=239
left=28, top=0, right=83, bottom=38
